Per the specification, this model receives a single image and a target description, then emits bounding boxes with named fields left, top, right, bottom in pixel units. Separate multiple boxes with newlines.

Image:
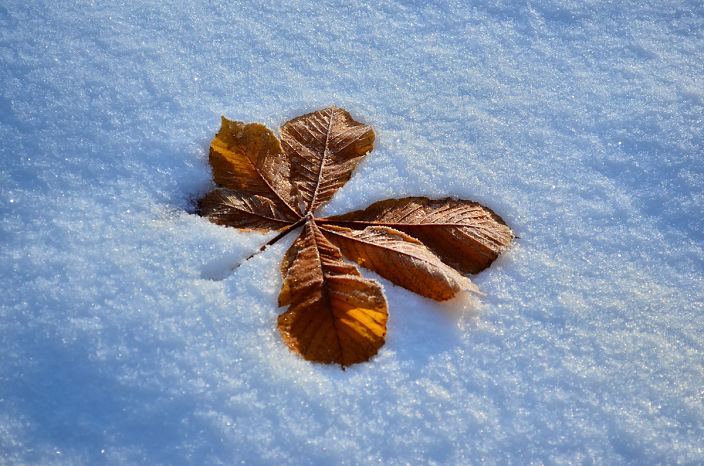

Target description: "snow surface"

left=1, top=0, right=703, bottom=464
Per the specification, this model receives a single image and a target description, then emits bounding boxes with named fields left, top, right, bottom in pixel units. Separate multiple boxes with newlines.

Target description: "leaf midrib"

left=221, top=203, right=295, bottom=225
left=318, top=218, right=498, bottom=232
left=308, top=109, right=335, bottom=214
left=309, top=220, right=346, bottom=366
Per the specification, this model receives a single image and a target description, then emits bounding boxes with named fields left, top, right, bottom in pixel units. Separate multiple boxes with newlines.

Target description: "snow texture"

left=1, top=0, right=703, bottom=464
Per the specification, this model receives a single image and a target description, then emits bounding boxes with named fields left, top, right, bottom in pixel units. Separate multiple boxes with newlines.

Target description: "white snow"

left=1, top=0, right=703, bottom=464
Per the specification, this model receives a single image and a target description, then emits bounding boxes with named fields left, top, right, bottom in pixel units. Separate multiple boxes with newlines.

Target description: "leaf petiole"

left=232, top=216, right=307, bottom=270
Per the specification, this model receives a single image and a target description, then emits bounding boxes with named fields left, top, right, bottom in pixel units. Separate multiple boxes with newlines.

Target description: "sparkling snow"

left=1, top=1, right=703, bottom=464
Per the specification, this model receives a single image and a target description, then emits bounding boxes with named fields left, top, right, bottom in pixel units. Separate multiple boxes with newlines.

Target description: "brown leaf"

left=195, top=107, right=514, bottom=367
left=278, top=219, right=388, bottom=366
left=198, top=188, right=298, bottom=232
left=320, top=225, right=479, bottom=301
left=320, top=197, right=513, bottom=274
left=280, top=106, right=375, bottom=214
left=208, top=117, right=301, bottom=223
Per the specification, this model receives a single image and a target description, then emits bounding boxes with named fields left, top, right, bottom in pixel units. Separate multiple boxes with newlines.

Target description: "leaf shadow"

left=200, top=252, right=244, bottom=280
left=380, top=284, right=482, bottom=367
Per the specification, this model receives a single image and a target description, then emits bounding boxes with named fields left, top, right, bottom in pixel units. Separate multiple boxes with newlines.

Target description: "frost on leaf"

left=196, top=106, right=514, bottom=367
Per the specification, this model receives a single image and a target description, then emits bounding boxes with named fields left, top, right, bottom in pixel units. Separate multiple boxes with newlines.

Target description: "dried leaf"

left=320, top=197, right=513, bottom=274
left=198, top=188, right=298, bottom=231
left=280, top=106, right=375, bottom=214
left=208, top=117, right=301, bottom=223
left=320, top=225, right=479, bottom=300
left=195, top=106, right=514, bottom=367
left=278, top=220, right=388, bottom=366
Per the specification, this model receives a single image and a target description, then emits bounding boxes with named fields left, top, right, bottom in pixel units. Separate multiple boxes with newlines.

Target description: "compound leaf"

left=196, top=107, right=514, bottom=367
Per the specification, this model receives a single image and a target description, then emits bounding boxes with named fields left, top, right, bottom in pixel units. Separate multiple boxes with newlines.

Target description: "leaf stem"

left=231, top=216, right=307, bottom=270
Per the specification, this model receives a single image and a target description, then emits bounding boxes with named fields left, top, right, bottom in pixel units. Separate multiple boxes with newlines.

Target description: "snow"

left=1, top=0, right=703, bottom=463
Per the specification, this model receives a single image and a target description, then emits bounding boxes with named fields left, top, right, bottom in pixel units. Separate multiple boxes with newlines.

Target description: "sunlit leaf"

left=278, top=220, right=388, bottom=367
left=199, top=188, right=298, bottom=232
left=208, top=117, right=301, bottom=223
left=195, top=107, right=513, bottom=367
left=321, top=224, right=480, bottom=300
left=320, top=197, right=513, bottom=274
left=280, top=106, right=375, bottom=214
